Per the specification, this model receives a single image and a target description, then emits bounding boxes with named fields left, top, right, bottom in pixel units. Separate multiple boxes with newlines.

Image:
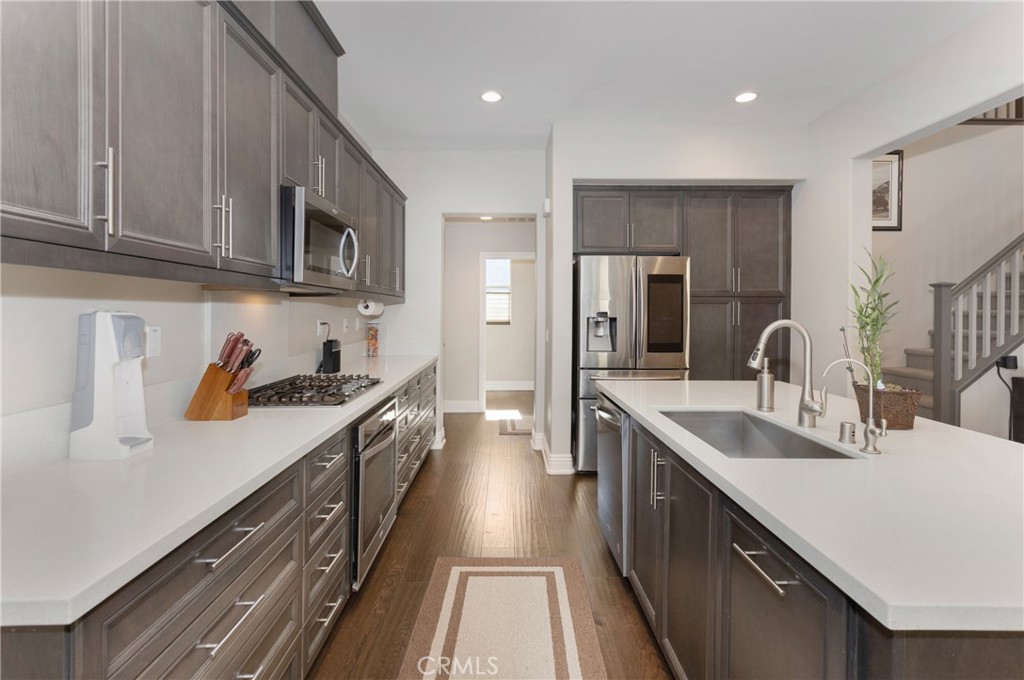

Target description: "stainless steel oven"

left=351, top=397, right=397, bottom=590
left=280, top=185, right=358, bottom=293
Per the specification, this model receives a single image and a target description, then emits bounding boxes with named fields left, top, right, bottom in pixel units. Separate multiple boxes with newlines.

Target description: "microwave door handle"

left=338, top=227, right=358, bottom=278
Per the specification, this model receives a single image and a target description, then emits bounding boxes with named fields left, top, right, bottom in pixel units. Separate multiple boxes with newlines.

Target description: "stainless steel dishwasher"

left=352, top=397, right=398, bottom=590
left=596, top=392, right=631, bottom=577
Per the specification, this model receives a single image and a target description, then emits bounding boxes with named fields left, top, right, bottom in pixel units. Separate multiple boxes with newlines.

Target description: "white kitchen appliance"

left=70, top=311, right=153, bottom=460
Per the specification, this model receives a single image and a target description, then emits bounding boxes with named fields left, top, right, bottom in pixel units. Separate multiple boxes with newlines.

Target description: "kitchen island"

left=596, top=378, right=1023, bottom=678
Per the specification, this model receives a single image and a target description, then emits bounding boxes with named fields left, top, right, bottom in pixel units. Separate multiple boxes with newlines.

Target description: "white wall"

left=486, top=259, right=536, bottom=390
left=0, top=264, right=368, bottom=476
left=442, top=221, right=535, bottom=409
left=369, top=150, right=546, bottom=432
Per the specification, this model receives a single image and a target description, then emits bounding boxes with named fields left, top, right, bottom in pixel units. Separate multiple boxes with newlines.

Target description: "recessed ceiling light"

left=481, top=91, right=502, bottom=103
left=735, top=92, right=758, bottom=103
left=480, top=216, right=493, bottom=221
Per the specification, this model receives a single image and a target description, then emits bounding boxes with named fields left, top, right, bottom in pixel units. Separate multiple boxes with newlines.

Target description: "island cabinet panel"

left=104, top=0, right=217, bottom=267
left=719, top=499, right=848, bottom=680
left=0, top=0, right=104, bottom=250
left=660, top=454, right=718, bottom=680
left=628, top=426, right=663, bottom=629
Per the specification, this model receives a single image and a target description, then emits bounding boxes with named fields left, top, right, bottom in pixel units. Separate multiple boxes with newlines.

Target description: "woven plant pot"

left=853, top=384, right=923, bottom=430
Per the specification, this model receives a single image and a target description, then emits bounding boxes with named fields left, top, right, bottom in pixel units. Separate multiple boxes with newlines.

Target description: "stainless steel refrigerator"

left=573, top=255, right=690, bottom=472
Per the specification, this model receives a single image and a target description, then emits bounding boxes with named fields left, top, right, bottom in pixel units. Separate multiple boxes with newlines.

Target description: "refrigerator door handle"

left=636, top=257, right=646, bottom=366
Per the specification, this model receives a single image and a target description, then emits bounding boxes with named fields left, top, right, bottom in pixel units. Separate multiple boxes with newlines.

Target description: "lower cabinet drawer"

left=303, top=517, right=349, bottom=618
left=305, top=475, right=349, bottom=558
left=215, top=578, right=303, bottom=680
left=303, top=559, right=351, bottom=676
left=78, top=464, right=302, bottom=680
left=397, top=458, right=413, bottom=504
left=305, top=431, right=349, bottom=503
left=138, top=518, right=303, bottom=679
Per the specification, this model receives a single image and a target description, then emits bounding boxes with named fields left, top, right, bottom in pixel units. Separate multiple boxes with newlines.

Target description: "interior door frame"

left=479, top=251, right=536, bottom=411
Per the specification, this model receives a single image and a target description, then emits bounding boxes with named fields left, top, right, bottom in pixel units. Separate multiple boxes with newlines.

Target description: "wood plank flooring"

left=309, top=392, right=670, bottom=679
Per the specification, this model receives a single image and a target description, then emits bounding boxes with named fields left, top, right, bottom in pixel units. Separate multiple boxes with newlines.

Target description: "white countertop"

left=1, top=355, right=437, bottom=626
left=596, top=379, right=1024, bottom=632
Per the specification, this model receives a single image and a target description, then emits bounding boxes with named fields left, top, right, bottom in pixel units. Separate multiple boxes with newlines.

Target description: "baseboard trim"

left=540, top=435, right=574, bottom=475
left=431, top=427, right=446, bottom=450
left=530, top=430, right=544, bottom=452
left=485, top=380, right=535, bottom=391
left=443, top=400, right=483, bottom=413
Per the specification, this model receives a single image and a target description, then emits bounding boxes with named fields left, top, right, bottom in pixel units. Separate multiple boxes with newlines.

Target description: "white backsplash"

left=1, top=264, right=393, bottom=476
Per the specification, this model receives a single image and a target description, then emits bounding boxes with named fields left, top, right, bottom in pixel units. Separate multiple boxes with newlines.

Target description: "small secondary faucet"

left=746, top=320, right=824, bottom=428
left=822, top=358, right=887, bottom=454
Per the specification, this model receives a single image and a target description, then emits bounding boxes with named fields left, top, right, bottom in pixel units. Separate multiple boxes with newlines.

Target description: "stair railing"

left=931, top=234, right=1024, bottom=424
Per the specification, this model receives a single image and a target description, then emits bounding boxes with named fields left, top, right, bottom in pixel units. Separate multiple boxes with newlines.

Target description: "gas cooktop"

left=247, top=373, right=382, bottom=407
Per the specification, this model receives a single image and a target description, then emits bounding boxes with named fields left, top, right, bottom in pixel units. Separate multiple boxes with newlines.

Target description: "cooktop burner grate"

left=247, top=373, right=383, bottom=407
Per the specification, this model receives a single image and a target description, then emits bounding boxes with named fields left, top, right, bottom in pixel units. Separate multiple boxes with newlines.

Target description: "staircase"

left=883, top=235, right=1024, bottom=425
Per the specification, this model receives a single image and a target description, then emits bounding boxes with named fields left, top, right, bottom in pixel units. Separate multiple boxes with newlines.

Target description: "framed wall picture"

left=872, top=150, right=903, bottom=231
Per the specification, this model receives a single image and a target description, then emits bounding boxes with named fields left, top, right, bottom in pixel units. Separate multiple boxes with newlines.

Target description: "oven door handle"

left=338, top=226, right=358, bottom=278
left=360, top=426, right=396, bottom=461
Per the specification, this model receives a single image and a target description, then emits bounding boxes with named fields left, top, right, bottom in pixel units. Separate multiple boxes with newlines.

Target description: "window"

left=485, top=258, right=512, bottom=324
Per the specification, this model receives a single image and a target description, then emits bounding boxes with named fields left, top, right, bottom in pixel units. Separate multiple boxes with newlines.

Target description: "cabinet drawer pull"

left=314, top=503, right=342, bottom=521
left=732, top=543, right=799, bottom=597
left=194, top=521, right=266, bottom=571
left=317, top=597, right=344, bottom=625
left=235, top=665, right=265, bottom=680
left=317, top=551, right=344, bottom=572
left=314, top=453, right=344, bottom=469
left=196, top=593, right=265, bottom=656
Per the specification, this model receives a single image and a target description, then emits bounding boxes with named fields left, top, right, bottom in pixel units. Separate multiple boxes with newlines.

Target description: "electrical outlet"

left=316, top=319, right=325, bottom=336
left=145, top=326, right=162, bottom=357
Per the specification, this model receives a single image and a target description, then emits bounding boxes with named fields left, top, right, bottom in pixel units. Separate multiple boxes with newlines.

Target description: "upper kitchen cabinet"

left=339, top=142, right=362, bottom=225
left=575, top=189, right=682, bottom=254
left=232, top=1, right=274, bottom=42
left=280, top=78, right=343, bottom=210
left=683, top=189, right=790, bottom=297
left=104, top=0, right=218, bottom=268
left=274, top=0, right=343, bottom=115
left=216, top=11, right=280, bottom=277
left=354, top=159, right=405, bottom=297
left=0, top=1, right=104, bottom=250
left=392, top=194, right=406, bottom=296
left=357, top=163, right=380, bottom=290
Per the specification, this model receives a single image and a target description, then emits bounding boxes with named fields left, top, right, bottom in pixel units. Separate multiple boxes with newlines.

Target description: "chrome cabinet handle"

left=736, top=300, right=741, bottom=327
left=235, top=665, right=265, bottom=680
left=317, top=550, right=344, bottom=572
left=314, top=452, right=344, bottom=469
left=194, top=521, right=265, bottom=570
left=214, top=194, right=227, bottom=256
left=731, top=543, right=800, bottom=597
left=196, top=593, right=265, bottom=656
left=313, top=156, right=322, bottom=195
left=227, top=197, right=234, bottom=259
left=363, top=255, right=371, bottom=284
left=95, top=147, right=115, bottom=235
left=395, top=267, right=400, bottom=290
left=317, top=596, right=345, bottom=625
left=736, top=267, right=741, bottom=293
left=314, top=502, right=342, bottom=521
left=653, top=455, right=665, bottom=509
left=649, top=449, right=656, bottom=507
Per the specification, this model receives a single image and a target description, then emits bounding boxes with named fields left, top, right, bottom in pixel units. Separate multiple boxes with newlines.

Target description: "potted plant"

left=848, top=251, right=922, bottom=429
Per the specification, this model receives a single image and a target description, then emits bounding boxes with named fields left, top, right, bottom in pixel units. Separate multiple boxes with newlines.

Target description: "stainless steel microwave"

left=280, top=186, right=358, bottom=293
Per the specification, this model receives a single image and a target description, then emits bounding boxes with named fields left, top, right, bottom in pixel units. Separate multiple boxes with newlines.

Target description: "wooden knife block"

left=185, top=364, right=248, bottom=421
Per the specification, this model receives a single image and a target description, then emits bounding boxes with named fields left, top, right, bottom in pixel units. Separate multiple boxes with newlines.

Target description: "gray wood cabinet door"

left=0, top=1, right=104, bottom=250
left=735, top=299, right=789, bottom=381
left=688, top=299, right=734, bottom=381
left=576, top=190, right=629, bottom=253
left=339, top=141, right=362, bottom=227
left=683, top=191, right=734, bottom=296
left=630, top=191, right=681, bottom=253
left=378, top=184, right=395, bottom=291
left=317, top=116, right=342, bottom=208
left=628, top=425, right=662, bottom=630
left=274, top=1, right=338, bottom=114
left=217, top=13, right=279, bottom=277
left=720, top=502, right=847, bottom=680
left=735, top=191, right=789, bottom=297
left=281, top=79, right=315, bottom=190
left=105, top=0, right=217, bottom=267
left=393, top=196, right=406, bottom=295
left=357, top=164, right=380, bottom=289
left=661, top=454, right=717, bottom=680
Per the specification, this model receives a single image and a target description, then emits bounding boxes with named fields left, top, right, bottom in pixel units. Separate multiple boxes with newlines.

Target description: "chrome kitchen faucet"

left=747, top=320, right=825, bottom=428
left=822, top=358, right=887, bottom=454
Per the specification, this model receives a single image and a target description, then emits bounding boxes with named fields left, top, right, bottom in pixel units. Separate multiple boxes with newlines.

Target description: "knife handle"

left=217, top=332, right=237, bottom=366
left=227, top=367, right=252, bottom=394
left=225, top=341, right=248, bottom=373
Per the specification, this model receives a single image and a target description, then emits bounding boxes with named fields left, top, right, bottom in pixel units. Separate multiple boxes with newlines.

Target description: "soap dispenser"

left=757, top=357, right=775, bottom=412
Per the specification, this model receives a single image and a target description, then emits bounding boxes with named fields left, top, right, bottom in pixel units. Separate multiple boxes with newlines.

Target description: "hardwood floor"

left=309, top=393, right=670, bottom=679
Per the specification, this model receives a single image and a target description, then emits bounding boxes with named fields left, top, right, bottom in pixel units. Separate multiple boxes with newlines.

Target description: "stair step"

left=881, top=366, right=934, bottom=394
left=903, top=347, right=974, bottom=370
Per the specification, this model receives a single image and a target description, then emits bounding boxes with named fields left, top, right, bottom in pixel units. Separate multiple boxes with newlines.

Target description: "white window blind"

left=485, top=258, right=512, bottom=324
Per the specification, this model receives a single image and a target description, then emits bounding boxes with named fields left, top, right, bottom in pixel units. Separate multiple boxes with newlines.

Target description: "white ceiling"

left=316, top=2, right=993, bottom=151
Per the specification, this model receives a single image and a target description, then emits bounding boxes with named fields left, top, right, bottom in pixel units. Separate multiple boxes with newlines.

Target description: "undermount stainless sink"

left=660, top=410, right=856, bottom=460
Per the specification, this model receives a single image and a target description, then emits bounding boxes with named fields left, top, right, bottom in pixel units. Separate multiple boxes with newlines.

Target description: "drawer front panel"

left=397, top=456, right=413, bottom=504
left=303, top=560, right=350, bottom=676
left=143, top=520, right=302, bottom=679
left=305, top=474, right=349, bottom=558
left=79, top=464, right=301, bottom=679
left=216, top=578, right=302, bottom=680
left=305, top=431, right=349, bottom=501
left=303, top=517, right=349, bottom=618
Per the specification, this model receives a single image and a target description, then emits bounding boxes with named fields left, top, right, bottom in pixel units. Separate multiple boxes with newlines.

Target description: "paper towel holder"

left=357, top=299, right=384, bottom=318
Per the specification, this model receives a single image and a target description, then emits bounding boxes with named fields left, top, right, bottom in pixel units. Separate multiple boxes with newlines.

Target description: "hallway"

left=309, top=395, right=669, bottom=679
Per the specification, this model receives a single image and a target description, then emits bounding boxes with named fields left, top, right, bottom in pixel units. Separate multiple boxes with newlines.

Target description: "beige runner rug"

left=399, top=557, right=608, bottom=680
left=498, top=413, right=534, bottom=436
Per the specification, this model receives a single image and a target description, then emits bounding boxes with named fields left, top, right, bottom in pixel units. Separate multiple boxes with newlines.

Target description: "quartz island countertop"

left=1, top=355, right=438, bottom=626
left=595, top=379, right=1024, bottom=632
